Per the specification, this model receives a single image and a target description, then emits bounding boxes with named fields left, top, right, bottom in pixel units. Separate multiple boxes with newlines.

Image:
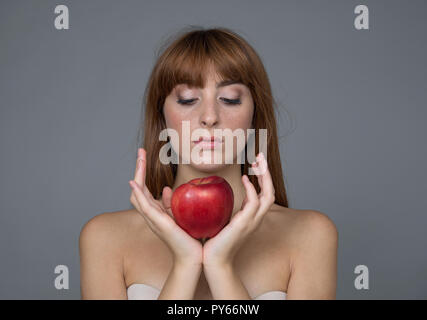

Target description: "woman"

left=79, top=27, right=338, bottom=300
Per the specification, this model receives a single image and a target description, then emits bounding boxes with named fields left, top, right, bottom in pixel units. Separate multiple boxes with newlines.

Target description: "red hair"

left=137, top=27, right=289, bottom=207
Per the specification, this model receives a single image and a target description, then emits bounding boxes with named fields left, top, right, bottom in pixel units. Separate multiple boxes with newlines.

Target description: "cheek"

left=163, top=104, right=197, bottom=150
left=222, top=107, right=253, bottom=131
left=164, top=104, right=185, bottom=135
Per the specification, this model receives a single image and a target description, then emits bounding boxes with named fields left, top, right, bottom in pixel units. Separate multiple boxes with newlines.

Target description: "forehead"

left=169, top=60, right=249, bottom=94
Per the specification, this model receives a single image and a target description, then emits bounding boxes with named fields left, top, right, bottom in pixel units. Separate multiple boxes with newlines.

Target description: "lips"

left=194, top=136, right=222, bottom=143
left=193, top=136, right=223, bottom=149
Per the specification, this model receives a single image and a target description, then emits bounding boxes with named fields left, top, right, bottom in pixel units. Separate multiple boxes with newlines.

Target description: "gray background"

left=1, top=0, right=426, bottom=299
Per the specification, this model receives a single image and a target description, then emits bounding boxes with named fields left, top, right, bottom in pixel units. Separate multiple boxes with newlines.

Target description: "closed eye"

left=177, top=98, right=197, bottom=105
left=176, top=98, right=242, bottom=105
left=220, top=98, right=241, bottom=105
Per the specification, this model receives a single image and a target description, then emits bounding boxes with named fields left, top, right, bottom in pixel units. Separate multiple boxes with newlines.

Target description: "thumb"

left=162, top=186, right=173, bottom=214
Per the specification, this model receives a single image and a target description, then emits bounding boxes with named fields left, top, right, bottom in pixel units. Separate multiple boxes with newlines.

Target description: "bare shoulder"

left=79, top=208, right=148, bottom=254
left=263, top=205, right=339, bottom=252
left=79, top=209, right=150, bottom=298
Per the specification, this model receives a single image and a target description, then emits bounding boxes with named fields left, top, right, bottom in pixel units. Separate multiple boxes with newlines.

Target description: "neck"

left=172, top=164, right=246, bottom=218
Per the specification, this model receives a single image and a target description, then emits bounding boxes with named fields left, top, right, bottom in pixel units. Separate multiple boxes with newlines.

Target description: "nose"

left=199, top=100, right=219, bottom=128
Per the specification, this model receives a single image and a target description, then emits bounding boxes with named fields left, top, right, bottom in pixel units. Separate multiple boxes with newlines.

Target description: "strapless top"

left=127, top=283, right=287, bottom=300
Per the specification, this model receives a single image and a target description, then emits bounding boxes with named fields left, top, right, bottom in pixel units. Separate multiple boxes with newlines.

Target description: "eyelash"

left=176, top=98, right=242, bottom=106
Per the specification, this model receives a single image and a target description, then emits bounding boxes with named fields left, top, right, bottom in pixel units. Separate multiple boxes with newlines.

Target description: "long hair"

left=137, top=26, right=289, bottom=208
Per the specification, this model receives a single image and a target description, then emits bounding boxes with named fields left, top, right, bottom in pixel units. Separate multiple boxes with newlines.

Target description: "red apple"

left=171, top=176, right=234, bottom=240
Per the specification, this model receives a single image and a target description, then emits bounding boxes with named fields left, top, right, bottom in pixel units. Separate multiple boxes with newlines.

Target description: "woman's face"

left=163, top=67, right=255, bottom=172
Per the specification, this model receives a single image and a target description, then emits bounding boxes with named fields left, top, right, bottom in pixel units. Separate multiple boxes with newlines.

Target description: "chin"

left=175, top=146, right=244, bottom=173
left=189, top=148, right=239, bottom=172
left=189, top=161, right=229, bottom=173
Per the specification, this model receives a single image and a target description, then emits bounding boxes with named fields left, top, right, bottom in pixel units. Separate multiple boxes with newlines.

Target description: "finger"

left=133, top=148, right=142, bottom=178
left=260, top=153, right=275, bottom=200
left=240, top=194, right=248, bottom=211
left=251, top=155, right=264, bottom=197
left=241, top=175, right=259, bottom=215
left=133, top=148, right=149, bottom=197
left=135, top=148, right=151, bottom=201
left=135, top=148, right=146, bottom=187
left=134, top=148, right=158, bottom=204
left=131, top=178, right=163, bottom=213
left=254, top=156, right=275, bottom=220
left=256, top=153, right=275, bottom=200
left=130, top=192, right=142, bottom=212
left=161, top=186, right=173, bottom=211
left=255, top=193, right=275, bottom=225
left=129, top=181, right=173, bottom=235
left=229, top=175, right=256, bottom=225
left=129, top=180, right=163, bottom=223
left=129, top=184, right=157, bottom=231
left=131, top=148, right=143, bottom=206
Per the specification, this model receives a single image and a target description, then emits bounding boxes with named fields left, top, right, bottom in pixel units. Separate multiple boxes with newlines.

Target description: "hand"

left=129, top=148, right=203, bottom=267
left=202, top=152, right=275, bottom=269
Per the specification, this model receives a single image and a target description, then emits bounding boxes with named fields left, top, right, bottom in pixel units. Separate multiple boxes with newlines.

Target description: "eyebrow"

left=216, top=80, right=243, bottom=88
